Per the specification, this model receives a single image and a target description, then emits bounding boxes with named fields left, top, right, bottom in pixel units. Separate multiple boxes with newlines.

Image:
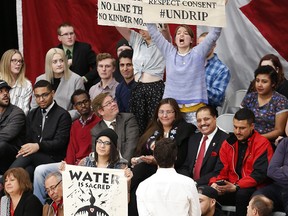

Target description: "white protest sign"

left=142, top=0, right=226, bottom=27
left=62, top=164, right=128, bottom=216
left=98, top=0, right=146, bottom=29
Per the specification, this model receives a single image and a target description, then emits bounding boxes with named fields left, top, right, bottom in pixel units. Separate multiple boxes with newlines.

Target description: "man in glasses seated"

left=91, top=92, right=139, bottom=163
left=43, top=172, right=64, bottom=216
left=8, top=80, right=72, bottom=181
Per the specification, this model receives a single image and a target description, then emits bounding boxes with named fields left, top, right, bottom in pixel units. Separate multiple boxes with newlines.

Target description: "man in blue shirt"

left=198, top=32, right=231, bottom=110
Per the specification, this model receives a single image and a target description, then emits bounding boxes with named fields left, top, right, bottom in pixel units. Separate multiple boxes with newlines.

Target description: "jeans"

left=33, top=162, right=60, bottom=204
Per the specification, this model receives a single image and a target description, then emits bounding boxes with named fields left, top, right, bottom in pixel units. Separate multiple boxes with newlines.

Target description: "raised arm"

left=115, top=27, right=132, bottom=42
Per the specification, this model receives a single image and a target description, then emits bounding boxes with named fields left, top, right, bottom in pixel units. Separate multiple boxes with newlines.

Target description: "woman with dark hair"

left=241, top=65, right=288, bottom=143
left=0, top=167, right=42, bottom=216
left=128, top=98, right=197, bottom=215
left=78, top=128, right=128, bottom=169
left=248, top=54, right=288, bottom=99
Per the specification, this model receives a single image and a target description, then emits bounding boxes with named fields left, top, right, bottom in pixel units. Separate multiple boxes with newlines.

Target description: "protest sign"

left=98, top=0, right=146, bottom=29
left=62, top=165, right=128, bottom=216
left=143, top=0, right=226, bottom=27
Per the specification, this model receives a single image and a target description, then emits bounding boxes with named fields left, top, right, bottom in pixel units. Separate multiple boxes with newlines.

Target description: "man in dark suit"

left=179, top=106, right=228, bottom=186
left=91, top=92, right=139, bottom=162
left=0, top=80, right=26, bottom=174
left=9, top=80, right=72, bottom=179
left=57, top=22, right=98, bottom=90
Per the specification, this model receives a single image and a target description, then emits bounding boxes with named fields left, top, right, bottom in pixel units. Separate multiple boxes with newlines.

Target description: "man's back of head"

left=154, top=138, right=177, bottom=168
left=247, top=195, right=273, bottom=216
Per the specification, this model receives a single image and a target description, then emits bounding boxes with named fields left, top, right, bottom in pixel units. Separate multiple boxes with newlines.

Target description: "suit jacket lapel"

left=202, top=129, right=220, bottom=166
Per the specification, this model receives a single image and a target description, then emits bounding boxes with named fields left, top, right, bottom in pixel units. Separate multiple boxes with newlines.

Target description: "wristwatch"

left=234, top=184, right=240, bottom=191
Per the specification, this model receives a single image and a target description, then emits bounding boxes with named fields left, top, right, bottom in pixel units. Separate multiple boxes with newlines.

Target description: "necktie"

left=66, top=49, right=72, bottom=59
left=110, top=121, right=116, bottom=130
left=193, top=136, right=208, bottom=180
left=42, top=109, right=46, bottom=114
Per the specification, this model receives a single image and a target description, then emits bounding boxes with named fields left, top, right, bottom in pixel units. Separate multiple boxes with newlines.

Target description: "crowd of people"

left=0, top=19, right=287, bottom=216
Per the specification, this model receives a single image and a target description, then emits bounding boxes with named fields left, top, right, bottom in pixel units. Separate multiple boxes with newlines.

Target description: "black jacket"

left=178, top=128, right=229, bottom=185
left=26, top=101, right=72, bottom=161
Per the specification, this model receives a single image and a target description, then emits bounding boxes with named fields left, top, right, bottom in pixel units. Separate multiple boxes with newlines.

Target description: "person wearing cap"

left=0, top=79, right=26, bottom=175
left=114, top=38, right=133, bottom=83
left=8, top=80, right=72, bottom=180
left=136, top=138, right=201, bottom=216
left=90, top=92, right=139, bottom=163
left=115, top=49, right=136, bottom=112
left=198, top=186, right=224, bottom=216
left=78, top=128, right=133, bottom=202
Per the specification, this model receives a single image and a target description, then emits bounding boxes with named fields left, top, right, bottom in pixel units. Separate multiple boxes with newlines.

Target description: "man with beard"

left=34, top=89, right=101, bottom=204
left=209, top=108, right=274, bottom=216
left=0, top=80, right=26, bottom=175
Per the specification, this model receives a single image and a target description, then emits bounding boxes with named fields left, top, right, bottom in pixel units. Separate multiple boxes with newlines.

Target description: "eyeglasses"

left=11, top=59, right=24, bottom=65
left=35, top=92, right=51, bottom=100
left=158, top=110, right=175, bottom=115
left=96, top=139, right=111, bottom=146
left=60, top=32, right=75, bottom=37
left=75, top=99, right=90, bottom=107
left=46, top=180, right=62, bottom=194
left=102, top=98, right=116, bottom=108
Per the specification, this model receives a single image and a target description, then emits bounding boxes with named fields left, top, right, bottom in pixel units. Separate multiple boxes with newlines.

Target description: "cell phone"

left=135, top=157, right=143, bottom=164
left=216, top=180, right=226, bottom=186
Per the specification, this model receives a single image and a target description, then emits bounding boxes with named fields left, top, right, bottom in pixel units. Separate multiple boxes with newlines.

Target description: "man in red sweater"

left=209, top=108, right=274, bottom=216
left=33, top=89, right=101, bottom=204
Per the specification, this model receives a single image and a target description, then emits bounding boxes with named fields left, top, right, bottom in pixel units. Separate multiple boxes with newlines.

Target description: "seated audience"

left=253, top=137, right=288, bottom=214
left=9, top=80, right=71, bottom=180
left=115, top=49, right=136, bottom=113
left=178, top=105, right=229, bottom=185
left=209, top=108, right=274, bottom=216
left=90, top=93, right=139, bottom=162
left=248, top=54, right=288, bottom=99
left=33, top=89, right=101, bottom=204
left=0, top=168, right=42, bottom=215
left=247, top=195, right=273, bottom=216
left=31, top=48, right=84, bottom=120
left=114, top=38, right=133, bottom=82
left=89, top=53, right=118, bottom=100
left=137, top=138, right=200, bottom=216
left=198, top=185, right=224, bottom=216
left=197, top=32, right=230, bottom=110
left=0, top=80, right=25, bottom=175
left=0, top=49, right=32, bottom=115
left=56, top=22, right=98, bottom=90
left=129, top=98, right=196, bottom=215
left=241, top=65, right=288, bottom=144
left=43, top=172, right=63, bottom=216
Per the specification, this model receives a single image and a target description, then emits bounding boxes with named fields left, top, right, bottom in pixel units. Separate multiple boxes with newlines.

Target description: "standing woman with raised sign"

left=115, top=25, right=171, bottom=136
left=146, top=23, right=222, bottom=126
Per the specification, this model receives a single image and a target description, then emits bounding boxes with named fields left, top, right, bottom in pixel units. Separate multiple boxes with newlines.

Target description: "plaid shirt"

left=205, top=53, right=230, bottom=107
